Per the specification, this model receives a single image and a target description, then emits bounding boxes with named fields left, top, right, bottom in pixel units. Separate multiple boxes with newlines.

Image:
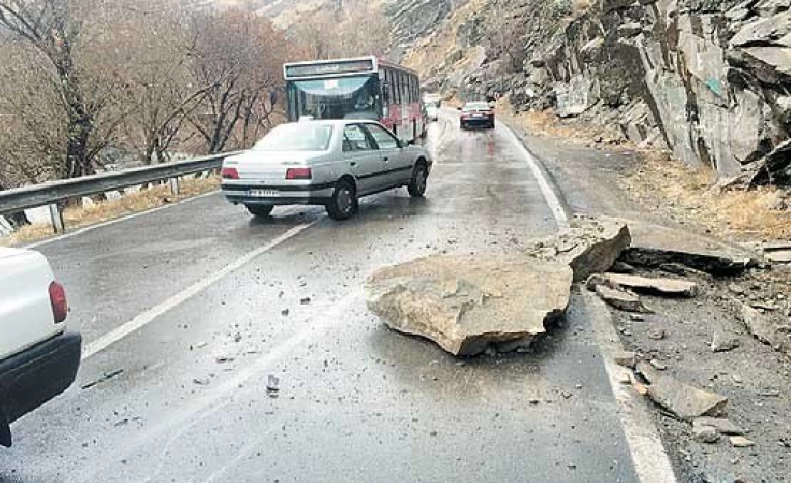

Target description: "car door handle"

left=383, top=156, right=389, bottom=162
left=350, top=161, right=356, bottom=167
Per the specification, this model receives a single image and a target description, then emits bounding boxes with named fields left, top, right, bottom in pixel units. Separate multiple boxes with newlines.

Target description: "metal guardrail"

left=0, top=152, right=236, bottom=234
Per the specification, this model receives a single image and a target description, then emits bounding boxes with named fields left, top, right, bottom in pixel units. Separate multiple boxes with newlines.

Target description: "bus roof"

left=283, top=55, right=417, bottom=80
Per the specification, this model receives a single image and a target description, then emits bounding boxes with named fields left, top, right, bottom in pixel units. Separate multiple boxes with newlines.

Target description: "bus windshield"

left=287, top=75, right=382, bottom=121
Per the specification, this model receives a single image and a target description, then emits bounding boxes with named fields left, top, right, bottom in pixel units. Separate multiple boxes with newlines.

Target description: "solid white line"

left=499, top=123, right=570, bottom=229
left=584, top=292, right=679, bottom=483
left=23, top=191, right=221, bottom=250
left=81, top=222, right=316, bottom=360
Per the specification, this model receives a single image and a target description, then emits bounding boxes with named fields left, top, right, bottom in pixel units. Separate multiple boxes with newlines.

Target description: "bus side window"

left=400, top=72, right=408, bottom=106
left=392, top=70, right=400, bottom=105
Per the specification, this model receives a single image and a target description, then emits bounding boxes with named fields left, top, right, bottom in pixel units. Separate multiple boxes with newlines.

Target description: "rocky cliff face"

left=411, top=0, right=791, bottom=185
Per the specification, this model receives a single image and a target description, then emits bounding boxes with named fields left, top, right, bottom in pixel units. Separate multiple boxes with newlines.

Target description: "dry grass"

left=621, top=150, right=791, bottom=240
left=1, top=176, right=220, bottom=247
left=496, top=96, right=625, bottom=145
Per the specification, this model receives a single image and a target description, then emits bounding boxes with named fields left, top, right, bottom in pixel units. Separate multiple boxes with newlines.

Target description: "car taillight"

left=49, top=281, right=68, bottom=324
left=286, top=168, right=312, bottom=180
left=221, top=167, right=239, bottom=179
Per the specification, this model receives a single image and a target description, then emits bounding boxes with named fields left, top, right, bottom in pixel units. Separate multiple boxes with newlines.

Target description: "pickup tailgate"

left=0, top=248, right=63, bottom=360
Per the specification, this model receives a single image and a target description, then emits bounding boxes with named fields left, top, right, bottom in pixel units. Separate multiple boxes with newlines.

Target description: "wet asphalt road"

left=1, top=113, right=641, bottom=482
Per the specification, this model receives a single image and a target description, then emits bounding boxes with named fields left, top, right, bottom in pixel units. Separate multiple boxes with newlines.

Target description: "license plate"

left=249, top=189, right=279, bottom=197
left=472, top=113, right=483, bottom=118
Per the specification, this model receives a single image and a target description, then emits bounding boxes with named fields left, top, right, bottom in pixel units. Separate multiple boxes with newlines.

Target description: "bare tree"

left=186, top=8, right=285, bottom=153
left=0, top=0, right=99, bottom=178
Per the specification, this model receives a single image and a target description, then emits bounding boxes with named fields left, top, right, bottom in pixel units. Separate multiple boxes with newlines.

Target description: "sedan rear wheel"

left=407, top=163, right=428, bottom=197
left=245, top=204, right=273, bottom=217
left=326, top=179, right=358, bottom=220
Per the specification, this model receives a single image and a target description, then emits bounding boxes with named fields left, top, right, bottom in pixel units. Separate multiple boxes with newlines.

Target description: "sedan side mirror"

left=407, top=139, right=416, bottom=146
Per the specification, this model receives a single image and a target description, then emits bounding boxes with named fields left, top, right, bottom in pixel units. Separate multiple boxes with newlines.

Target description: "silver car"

left=221, top=120, right=432, bottom=220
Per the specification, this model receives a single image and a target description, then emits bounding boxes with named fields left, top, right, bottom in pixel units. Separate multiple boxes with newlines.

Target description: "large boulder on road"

left=525, top=215, right=632, bottom=281
left=366, top=255, right=573, bottom=356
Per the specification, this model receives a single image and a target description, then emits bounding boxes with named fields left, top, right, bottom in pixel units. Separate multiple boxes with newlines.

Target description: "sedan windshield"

left=253, top=123, right=334, bottom=151
left=463, top=103, right=490, bottom=111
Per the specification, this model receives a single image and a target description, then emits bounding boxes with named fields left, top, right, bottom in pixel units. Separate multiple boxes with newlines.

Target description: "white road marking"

left=23, top=191, right=221, bottom=250
left=498, top=123, right=570, bottom=229
left=584, top=292, right=679, bottom=483
left=81, top=222, right=316, bottom=360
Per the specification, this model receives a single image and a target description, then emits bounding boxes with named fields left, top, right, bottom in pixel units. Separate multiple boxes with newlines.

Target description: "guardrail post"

left=48, top=203, right=65, bottom=233
left=169, top=177, right=181, bottom=195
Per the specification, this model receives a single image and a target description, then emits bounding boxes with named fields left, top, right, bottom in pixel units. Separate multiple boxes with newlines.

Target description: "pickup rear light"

left=221, top=167, right=239, bottom=179
left=49, top=281, right=68, bottom=324
left=286, top=168, right=312, bottom=180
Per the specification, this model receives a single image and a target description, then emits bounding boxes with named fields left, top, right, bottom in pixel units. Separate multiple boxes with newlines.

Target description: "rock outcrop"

left=414, top=0, right=791, bottom=186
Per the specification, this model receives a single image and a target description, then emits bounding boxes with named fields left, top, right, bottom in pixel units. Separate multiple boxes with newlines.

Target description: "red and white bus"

left=283, top=56, right=425, bottom=144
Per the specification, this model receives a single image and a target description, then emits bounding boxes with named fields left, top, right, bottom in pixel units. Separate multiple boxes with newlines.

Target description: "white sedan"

left=221, top=120, right=433, bottom=220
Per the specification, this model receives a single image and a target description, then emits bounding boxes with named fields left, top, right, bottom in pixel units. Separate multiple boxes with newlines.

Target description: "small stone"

left=633, top=382, right=649, bottom=396
left=730, top=436, right=755, bottom=448
left=429, top=430, right=438, bottom=437
left=614, top=351, right=637, bottom=369
left=731, top=373, right=742, bottom=384
left=711, top=330, right=740, bottom=352
left=596, top=285, right=650, bottom=313
left=611, top=261, right=635, bottom=273
left=647, top=328, right=665, bottom=340
left=617, top=373, right=632, bottom=385
left=729, top=283, right=746, bottom=295
left=630, top=314, right=645, bottom=322
left=693, top=425, right=720, bottom=443
left=649, top=359, right=667, bottom=370
left=561, top=390, right=573, bottom=399
left=193, top=378, right=210, bottom=386
left=694, top=417, right=744, bottom=435
left=281, top=309, right=290, bottom=316
left=300, top=297, right=311, bottom=305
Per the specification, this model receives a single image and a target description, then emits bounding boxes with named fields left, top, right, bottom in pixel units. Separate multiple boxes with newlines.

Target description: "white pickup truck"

left=0, top=247, right=81, bottom=447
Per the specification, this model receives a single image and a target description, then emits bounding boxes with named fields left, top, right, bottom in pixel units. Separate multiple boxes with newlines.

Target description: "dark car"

left=459, top=101, right=495, bottom=130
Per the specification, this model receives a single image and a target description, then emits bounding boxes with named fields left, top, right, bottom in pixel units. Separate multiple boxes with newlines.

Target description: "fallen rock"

left=595, top=285, right=649, bottom=313
left=366, top=255, right=572, bottom=356
left=730, top=436, right=755, bottom=448
left=649, top=358, right=667, bottom=370
left=611, top=261, right=635, bottom=273
left=765, top=250, right=791, bottom=263
left=711, top=330, right=741, bottom=352
left=647, top=328, right=666, bottom=340
left=614, top=351, right=638, bottom=369
left=693, top=425, right=721, bottom=443
left=693, top=417, right=744, bottom=436
left=637, top=362, right=728, bottom=421
left=741, top=304, right=783, bottom=348
left=526, top=215, right=631, bottom=282
left=620, top=247, right=757, bottom=276
left=603, top=273, right=699, bottom=297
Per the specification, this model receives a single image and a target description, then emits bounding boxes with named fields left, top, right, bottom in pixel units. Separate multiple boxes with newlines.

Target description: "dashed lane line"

left=81, top=222, right=316, bottom=360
